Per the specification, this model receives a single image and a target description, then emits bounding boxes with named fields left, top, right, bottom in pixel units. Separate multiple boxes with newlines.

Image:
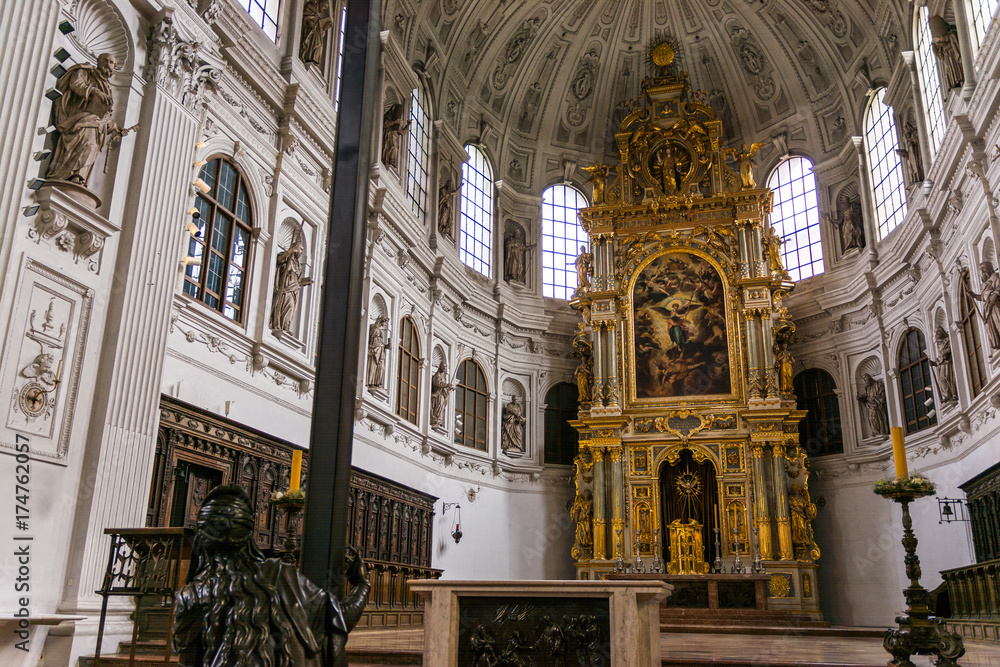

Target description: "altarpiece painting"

left=632, top=252, right=729, bottom=398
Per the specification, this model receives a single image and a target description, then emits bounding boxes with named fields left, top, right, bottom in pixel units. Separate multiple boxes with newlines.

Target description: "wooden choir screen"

left=148, top=396, right=441, bottom=627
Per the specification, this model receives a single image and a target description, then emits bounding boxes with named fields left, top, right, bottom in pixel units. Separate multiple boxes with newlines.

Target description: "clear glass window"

left=542, top=185, right=590, bottom=299
left=766, top=157, right=823, bottom=281
left=916, top=5, right=946, bottom=155
left=971, top=0, right=1000, bottom=51
left=238, top=0, right=280, bottom=42
left=405, top=88, right=431, bottom=219
left=864, top=89, right=909, bottom=240
left=459, top=146, right=494, bottom=276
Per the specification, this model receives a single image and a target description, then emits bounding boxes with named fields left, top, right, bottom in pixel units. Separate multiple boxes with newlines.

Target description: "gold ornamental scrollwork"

left=632, top=410, right=715, bottom=442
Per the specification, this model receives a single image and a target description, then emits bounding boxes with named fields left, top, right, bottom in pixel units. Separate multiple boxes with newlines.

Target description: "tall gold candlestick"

left=891, top=427, right=908, bottom=480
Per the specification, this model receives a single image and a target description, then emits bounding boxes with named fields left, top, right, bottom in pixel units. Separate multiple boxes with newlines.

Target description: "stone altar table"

left=408, top=579, right=672, bottom=666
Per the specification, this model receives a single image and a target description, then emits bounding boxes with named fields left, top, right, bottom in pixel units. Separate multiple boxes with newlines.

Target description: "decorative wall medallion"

left=768, top=573, right=793, bottom=598
left=2, top=261, right=93, bottom=462
left=724, top=445, right=743, bottom=472
left=493, top=18, right=541, bottom=90
left=631, top=449, right=649, bottom=474
left=634, top=486, right=651, bottom=499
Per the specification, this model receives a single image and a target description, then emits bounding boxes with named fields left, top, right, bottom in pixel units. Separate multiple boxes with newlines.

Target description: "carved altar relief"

left=2, top=260, right=94, bottom=462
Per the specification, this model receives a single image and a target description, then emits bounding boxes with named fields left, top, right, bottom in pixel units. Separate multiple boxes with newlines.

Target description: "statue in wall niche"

left=47, top=53, right=132, bottom=187
left=929, top=16, right=964, bottom=91
left=269, top=231, right=312, bottom=333
left=574, top=245, right=593, bottom=296
left=903, top=122, right=925, bottom=184
left=833, top=197, right=865, bottom=252
left=575, top=358, right=593, bottom=406
left=570, top=489, right=594, bottom=558
left=430, top=361, right=453, bottom=429
left=857, top=373, right=890, bottom=437
left=774, top=341, right=794, bottom=396
left=380, top=103, right=409, bottom=170
left=582, top=162, right=611, bottom=204
left=503, top=230, right=534, bottom=284
left=437, top=176, right=460, bottom=239
left=365, top=316, right=389, bottom=389
left=174, top=486, right=370, bottom=666
left=299, top=0, right=334, bottom=67
left=974, top=262, right=1000, bottom=351
left=930, top=326, right=958, bottom=404
left=788, top=483, right=818, bottom=560
left=501, top=395, right=526, bottom=455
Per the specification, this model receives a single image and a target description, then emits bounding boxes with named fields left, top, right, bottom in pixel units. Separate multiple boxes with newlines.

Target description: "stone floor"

left=346, top=627, right=1000, bottom=666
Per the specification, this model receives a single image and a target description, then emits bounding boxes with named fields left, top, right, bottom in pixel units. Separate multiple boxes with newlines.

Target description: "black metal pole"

left=300, top=0, right=381, bottom=593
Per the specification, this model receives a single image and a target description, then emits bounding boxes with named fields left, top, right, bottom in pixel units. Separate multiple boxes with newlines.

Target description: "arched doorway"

left=659, top=449, right=720, bottom=569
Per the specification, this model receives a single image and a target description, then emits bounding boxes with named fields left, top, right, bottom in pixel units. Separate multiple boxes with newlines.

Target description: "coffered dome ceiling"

left=385, top=0, right=908, bottom=192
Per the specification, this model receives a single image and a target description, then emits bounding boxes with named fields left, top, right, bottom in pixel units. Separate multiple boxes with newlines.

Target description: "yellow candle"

left=891, top=427, right=908, bottom=480
left=290, top=449, right=302, bottom=492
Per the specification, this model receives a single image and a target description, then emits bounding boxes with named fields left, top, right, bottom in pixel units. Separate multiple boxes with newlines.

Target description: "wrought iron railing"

left=94, top=528, right=192, bottom=665
left=941, top=558, right=1000, bottom=619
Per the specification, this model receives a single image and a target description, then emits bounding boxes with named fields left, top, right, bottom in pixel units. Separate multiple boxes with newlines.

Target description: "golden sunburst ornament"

left=652, top=42, right=675, bottom=68
left=676, top=471, right=701, bottom=497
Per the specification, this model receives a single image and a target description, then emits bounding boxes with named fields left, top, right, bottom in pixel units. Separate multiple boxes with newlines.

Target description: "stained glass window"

left=794, top=370, right=844, bottom=456
left=396, top=317, right=421, bottom=424
left=898, top=328, right=938, bottom=434
left=971, top=0, right=1000, bottom=51
left=454, top=360, right=488, bottom=451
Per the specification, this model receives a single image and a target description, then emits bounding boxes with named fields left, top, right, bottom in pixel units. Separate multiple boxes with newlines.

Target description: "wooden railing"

left=359, top=560, right=443, bottom=629
left=941, top=559, right=1000, bottom=619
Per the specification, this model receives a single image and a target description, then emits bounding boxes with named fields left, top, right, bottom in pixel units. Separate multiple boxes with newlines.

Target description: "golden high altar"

left=569, top=44, right=821, bottom=617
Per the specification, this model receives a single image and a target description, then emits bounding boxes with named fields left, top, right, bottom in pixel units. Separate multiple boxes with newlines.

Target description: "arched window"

left=793, top=370, right=843, bottom=457
left=542, top=184, right=590, bottom=299
left=459, top=145, right=494, bottom=276
left=454, top=360, right=488, bottom=451
left=916, top=6, right=947, bottom=156
left=960, top=268, right=988, bottom=396
left=405, top=88, right=430, bottom=218
left=184, top=157, right=254, bottom=323
left=544, top=383, right=579, bottom=465
left=864, top=89, right=908, bottom=240
left=898, top=328, right=939, bottom=434
left=971, top=0, right=999, bottom=52
left=766, top=157, right=822, bottom=281
left=395, top=317, right=421, bottom=424
left=239, top=0, right=279, bottom=42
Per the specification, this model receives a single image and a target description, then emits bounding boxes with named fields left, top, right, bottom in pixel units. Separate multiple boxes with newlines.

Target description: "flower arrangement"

left=873, top=472, right=936, bottom=498
left=270, top=488, right=305, bottom=507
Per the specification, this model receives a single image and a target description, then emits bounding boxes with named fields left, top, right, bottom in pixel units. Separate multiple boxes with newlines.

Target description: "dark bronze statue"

left=174, top=486, right=370, bottom=666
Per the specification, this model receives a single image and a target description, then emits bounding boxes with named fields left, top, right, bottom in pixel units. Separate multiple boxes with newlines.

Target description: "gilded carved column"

left=605, top=320, right=620, bottom=408
left=759, top=311, right=778, bottom=399
left=751, top=444, right=772, bottom=559
left=592, top=448, right=607, bottom=560
left=609, top=446, right=624, bottom=559
left=772, top=443, right=794, bottom=560
left=592, top=321, right=605, bottom=406
left=746, top=314, right=762, bottom=399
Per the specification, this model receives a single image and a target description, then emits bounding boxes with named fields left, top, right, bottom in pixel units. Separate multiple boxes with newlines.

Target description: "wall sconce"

left=186, top=208, right=202, bottom=237
left=937, top=497, right=969, bottom=523
left=443, top=502, right=462, bottom=543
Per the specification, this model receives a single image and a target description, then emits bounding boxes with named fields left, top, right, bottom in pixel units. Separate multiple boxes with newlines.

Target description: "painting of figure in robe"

left=632, top=252, right=730, bottom=398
